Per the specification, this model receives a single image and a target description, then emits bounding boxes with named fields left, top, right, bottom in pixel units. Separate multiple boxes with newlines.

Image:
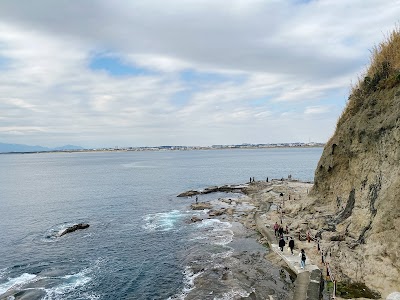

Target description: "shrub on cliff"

left=337, top=27, right=400, bottom=128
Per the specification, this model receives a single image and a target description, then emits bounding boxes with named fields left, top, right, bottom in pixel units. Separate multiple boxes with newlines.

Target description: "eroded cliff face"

left=311, top=86, right=400, bottom=295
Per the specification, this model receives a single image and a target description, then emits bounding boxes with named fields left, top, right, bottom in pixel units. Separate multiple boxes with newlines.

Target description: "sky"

left=0, top=0, right=399, bottom=148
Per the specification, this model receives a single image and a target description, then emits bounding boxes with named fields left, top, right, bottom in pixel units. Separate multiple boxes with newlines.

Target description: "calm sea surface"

left=0, top=147, right=322, bottom=299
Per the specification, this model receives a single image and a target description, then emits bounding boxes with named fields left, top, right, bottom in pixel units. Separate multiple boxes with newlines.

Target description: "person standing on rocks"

left=279, top=236, right=286, bottom=252
left=299, top=249, right=306, bottom=269
left=289, top=237, right=295, bottom=255
left=195, top=196, right=198, bottom=203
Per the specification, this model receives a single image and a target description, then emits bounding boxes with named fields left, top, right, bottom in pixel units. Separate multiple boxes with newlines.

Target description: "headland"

left=182, top=178, right=397, bottom=299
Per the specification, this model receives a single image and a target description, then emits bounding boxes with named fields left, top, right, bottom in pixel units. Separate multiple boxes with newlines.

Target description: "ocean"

left=0, top=147, right=322, bottom=299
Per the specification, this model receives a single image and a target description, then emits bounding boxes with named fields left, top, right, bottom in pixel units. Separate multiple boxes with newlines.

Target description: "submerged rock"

left=59, top=223, right=90, bottom=237
left=190, top=216, right=203, bottom=223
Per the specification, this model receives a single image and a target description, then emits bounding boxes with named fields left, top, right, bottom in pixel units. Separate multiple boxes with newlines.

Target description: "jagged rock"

left=59, top=223, right=89, bottom=237
left=190, top=202, right=212, bottom=210
left=178, top=184, right=246, bottom=198
left=202, top=186, right=219, bottom=194
left=208, top=209, right=225, bottom=217
left=226, top=208, right=235, bottom=215
left=190, top=216, right=202, bottom=223
left=177, top=190, right=199, bottom=197
left=310, top=30, right=400, bottom=296
left=330, top=234, right=345, bottom=241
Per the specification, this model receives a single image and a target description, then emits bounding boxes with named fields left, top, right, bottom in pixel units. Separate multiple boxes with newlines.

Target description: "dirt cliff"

left=310, top=29, right=400, bottom=297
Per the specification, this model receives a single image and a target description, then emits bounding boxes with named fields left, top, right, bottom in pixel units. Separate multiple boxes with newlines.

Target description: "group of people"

left=273, top=222, right=289, bottom=237
left=273, top=222, right=307, bottom=269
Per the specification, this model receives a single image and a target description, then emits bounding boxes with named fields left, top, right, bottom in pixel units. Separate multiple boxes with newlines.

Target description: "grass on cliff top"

left=354, top=26, right=400, bottom=93
left=337, top=27, right=400, bottom=128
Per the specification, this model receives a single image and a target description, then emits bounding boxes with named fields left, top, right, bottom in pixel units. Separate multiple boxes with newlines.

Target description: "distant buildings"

left=1, top=142, right=325, bottom=154
left=85, top=142, right=325, bottom=152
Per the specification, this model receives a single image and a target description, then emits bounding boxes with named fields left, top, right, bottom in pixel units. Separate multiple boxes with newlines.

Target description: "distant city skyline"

left=0, top=140, right=325, bottom=153
left=0, top=1, right=399, bottom=148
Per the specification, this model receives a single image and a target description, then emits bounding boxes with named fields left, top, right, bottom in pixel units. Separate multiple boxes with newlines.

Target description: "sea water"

left=0, top=147, right=322, bottom=299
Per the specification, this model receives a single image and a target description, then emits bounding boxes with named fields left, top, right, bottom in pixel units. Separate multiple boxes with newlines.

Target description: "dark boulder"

left=190, top=216, right=203, bottom=223
left=59, top=223, right=90, bottom=237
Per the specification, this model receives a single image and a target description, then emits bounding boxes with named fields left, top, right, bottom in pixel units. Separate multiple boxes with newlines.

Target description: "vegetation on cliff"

left=339, top=27, right=400, bottom=127
left=311, top=27, right=400, bottom=297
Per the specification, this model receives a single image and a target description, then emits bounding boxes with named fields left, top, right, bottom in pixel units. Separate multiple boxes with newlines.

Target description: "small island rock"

left=60, top=223, right=90, bottom=237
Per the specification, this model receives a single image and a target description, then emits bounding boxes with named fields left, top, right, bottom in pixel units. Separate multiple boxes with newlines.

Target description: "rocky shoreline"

left=181, top=179, right=397, bottom=300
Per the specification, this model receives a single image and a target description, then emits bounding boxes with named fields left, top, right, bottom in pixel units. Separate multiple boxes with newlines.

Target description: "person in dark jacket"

left=278, top=225, right=284, bottom=237
left=278, top=237, right=286, bottom=251
left=288, top=237, right=295, bottom=255
left=299, top=249, right=306, bottom=269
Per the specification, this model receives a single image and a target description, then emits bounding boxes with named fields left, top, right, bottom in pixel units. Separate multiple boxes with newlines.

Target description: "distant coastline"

left=0, top=143, right=325, bottom=155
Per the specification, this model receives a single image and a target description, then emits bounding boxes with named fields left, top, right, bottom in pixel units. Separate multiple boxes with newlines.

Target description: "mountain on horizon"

left=0, top=142, right=84, bottom=153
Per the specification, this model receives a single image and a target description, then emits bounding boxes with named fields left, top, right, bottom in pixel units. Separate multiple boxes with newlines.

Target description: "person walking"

left=288, top=237, right=295, bottom=255
left=273, top=222, right=279, bottom=237
left=299, top=249, right=306, bottom=269
left=279, top=236, right=286, bottom=252
left=278, top=225, right=284, bottom=237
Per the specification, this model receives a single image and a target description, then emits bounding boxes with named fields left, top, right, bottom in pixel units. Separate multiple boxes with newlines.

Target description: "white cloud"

left=304, top=105, right=331, bottom=115
left=0, top=0, right=399, bottom=147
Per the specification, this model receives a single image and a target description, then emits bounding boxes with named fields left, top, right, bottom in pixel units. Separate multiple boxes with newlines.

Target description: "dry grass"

left=336, top=27, right=400, bottom=130
left=353, top=26, right=400, bottom=94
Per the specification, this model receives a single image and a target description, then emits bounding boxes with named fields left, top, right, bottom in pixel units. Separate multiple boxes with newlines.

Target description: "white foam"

left=211, top=248, right=234, bottom=259
left=213, top=231, right=234, bottom=246
left=0, top=273, right=37, bottom=295
left=43, top=269, right=92, bottom=299
left=142, top=210, right=185, bottom=232
left=0, top=268, right=8, bottom=280
left=182, top=266, right=203, bottom=293
left=196, top=219, right=232, bottom=229
left=213, top=288, right=251, bottom=300
left=167, top=266, right=203, bottom=300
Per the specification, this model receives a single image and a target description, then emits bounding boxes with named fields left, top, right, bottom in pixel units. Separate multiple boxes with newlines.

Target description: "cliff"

left=310, top=29, right=400, bottom=297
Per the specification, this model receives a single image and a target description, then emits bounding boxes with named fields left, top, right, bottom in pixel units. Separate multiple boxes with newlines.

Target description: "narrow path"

left=254, top=211, right=322, bottom=300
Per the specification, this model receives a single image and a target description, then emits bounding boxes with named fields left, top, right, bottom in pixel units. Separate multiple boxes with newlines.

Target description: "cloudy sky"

left=0, top=0, right=399, bottom=148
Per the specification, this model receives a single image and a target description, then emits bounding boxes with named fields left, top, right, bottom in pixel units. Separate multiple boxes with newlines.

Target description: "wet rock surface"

left=59, top=223, right=90, bottom=237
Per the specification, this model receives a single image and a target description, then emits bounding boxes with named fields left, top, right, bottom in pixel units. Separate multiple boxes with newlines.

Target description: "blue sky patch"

left=170, top=89, right=195, bottom=107
left=89, top=55, right=153, bottom=76
left=179, top=69, right=245, bottom=85
left=0, top=56, right=10, bottom=69
left=250, top=98, right=270, bottom=107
